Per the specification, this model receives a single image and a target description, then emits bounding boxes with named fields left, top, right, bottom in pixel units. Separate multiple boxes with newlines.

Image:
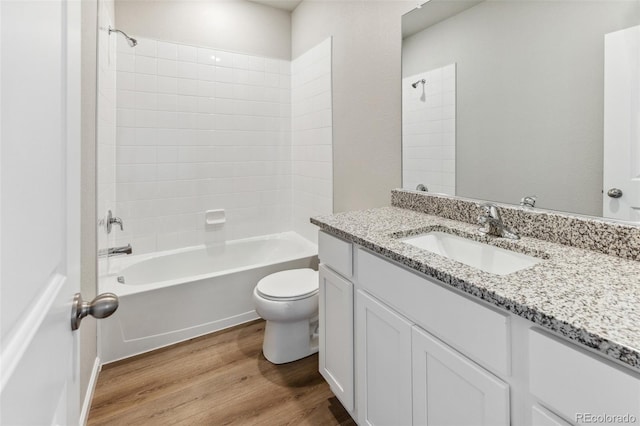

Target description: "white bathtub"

left=99, top=232, right=318, bottom=363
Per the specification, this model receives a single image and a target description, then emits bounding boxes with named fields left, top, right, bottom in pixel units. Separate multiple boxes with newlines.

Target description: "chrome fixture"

left=108, top=26, right=137, bottom=47
left=106, top=210, right=124, bottom=234
left=607, top=188, right=623, bottom=198
left=416, top=184, right=428, bottom=192
left=477, top=203, right=520, bottom=240
left=411, top=79, right=426, bottom=88
left=71, top=292, right=119, bottom=330
left=520, top=195, right=537, bottom=208
left=98, top=244, right=133, bottom=258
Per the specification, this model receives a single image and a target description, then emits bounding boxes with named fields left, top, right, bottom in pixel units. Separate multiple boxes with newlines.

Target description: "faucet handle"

left=106, top=210, right=124, bottom=233
left=479, top=202, right=498, bottom=217
left=110, top=216, right=124, bottom=231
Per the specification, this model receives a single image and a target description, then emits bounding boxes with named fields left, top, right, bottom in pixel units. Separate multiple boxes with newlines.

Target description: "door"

left=1, top=0, right=81, bottom=424
left=412, top=326, right=509, bottom=426
left=603, top=25, right=640, bottom=221
left=319, top=264, right=354, bottom=413
left=356, top=290, right=412, bottom=426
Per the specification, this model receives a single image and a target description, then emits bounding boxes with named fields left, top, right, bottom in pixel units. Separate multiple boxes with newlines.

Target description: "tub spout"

left=99, top=244, right=133, bottom=258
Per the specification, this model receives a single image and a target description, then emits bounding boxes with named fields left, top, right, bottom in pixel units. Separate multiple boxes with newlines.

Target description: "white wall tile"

left=402, top=64, right=456, bottom=195
left=117, top=52, right=135, bottom=72
left=114, top=37, right=309, bottom=254
left=177, top=44, right=197, bottom=63
left=157, top=41, right=178, bottom=60
left=157, top=59, right=178, bottom=77
left=291, top=38, right=333, bottom=245
left=135, top=55, right=157, bottom=75
left=135, top=38, right=157, bottom=57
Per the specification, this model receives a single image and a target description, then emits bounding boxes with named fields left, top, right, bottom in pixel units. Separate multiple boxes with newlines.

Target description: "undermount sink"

left=401, top=231, right=542, bottom=275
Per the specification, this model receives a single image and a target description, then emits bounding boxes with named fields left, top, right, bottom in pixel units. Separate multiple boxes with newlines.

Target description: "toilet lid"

left=256, top=268, right=319, bottom=300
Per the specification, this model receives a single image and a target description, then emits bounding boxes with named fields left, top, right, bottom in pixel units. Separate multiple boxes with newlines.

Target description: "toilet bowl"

left=253, top=268, right=319, bottom=364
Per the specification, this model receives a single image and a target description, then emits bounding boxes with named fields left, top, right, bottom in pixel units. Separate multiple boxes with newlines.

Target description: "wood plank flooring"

left=88, top=320, right=355, bottom=425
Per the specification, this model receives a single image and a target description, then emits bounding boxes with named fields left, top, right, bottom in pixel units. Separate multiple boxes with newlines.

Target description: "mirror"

left=402, top=0, right=640, bottom=222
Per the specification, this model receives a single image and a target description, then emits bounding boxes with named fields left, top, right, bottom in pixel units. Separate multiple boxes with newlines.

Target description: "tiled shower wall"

left=291, top=39, right=333, bottom=244
left=97, top=0, right=117, bottom=276
left=402, top=64, right=456, bottom=195
left=114, top=37, right=293, bottom=254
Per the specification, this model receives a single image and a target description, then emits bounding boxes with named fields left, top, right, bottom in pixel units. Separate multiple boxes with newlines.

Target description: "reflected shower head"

left=411, top=79, right=426, bottom=88
left=108, top=26, right=138, bottom=47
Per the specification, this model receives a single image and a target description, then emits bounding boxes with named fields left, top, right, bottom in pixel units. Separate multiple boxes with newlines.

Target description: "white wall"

left=114, top=0, right=291, bottom=60
left=402, top=1, right=639, bottom=216
left=114, top=37, right=293, bottom=254
left=402, top=64, right=456, bottom=195
left=292, top=38, right=333, bottom=244
left=292, top=1, right=415, bottom=212
left=80, top=0, right=98, bottom=415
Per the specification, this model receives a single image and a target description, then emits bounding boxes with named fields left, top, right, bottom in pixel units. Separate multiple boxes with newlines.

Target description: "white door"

left=319, top=264, right=354, bottom=413
left=603, top=25, right=640, bottom=221
left=356, top=290, right=412, bottom=426
left=0, top=0, right=82, bottom=424
left=412, top=326, right=509, bottom=426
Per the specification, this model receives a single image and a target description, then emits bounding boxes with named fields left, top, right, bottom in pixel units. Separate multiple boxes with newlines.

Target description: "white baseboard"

left=79, top=357, right=101, bottom=426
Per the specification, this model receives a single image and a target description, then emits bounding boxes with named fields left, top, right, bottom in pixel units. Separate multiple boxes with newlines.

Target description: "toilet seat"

left=256, top=268, right=319, bottom=301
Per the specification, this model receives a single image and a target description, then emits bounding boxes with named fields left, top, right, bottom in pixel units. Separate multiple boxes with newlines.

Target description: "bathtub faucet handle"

left=106, top=210, right=124, bottom=233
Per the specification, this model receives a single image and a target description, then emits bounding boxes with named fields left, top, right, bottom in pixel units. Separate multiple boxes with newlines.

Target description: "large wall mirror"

left=402, top=0, right=640, bottom=222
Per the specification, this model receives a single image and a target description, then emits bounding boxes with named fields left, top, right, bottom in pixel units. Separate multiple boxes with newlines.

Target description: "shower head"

left=108, top=26, right=138, bottom=47
left=411, top=79, right=426, bottom=88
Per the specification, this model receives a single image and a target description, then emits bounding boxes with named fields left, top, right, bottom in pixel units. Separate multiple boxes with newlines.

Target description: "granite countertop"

left=311, top=206, right=640, bottom=371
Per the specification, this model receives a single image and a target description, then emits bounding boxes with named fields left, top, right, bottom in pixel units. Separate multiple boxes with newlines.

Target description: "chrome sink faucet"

left=477, top=203, right=520, bottom=240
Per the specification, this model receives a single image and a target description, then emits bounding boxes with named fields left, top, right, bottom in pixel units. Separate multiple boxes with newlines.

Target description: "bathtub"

left=99, top=231, right=318, bottom=363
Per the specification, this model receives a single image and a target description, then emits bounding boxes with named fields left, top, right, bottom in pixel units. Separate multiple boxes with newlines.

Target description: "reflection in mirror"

left=401, top=0, right=640, bottom=222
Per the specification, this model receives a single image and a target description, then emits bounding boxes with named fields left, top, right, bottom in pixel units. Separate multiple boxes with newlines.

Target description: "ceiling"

left=250, top=0, right=303, bottom=12
left=402, top=0, right=483, bottom=39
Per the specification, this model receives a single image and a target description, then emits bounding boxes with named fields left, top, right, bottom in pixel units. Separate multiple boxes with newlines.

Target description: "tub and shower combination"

left=99, top=232, right=317, bottom=363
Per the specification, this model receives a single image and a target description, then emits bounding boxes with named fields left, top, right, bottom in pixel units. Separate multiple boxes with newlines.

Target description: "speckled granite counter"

left=311, top=206, right=640, bottom=371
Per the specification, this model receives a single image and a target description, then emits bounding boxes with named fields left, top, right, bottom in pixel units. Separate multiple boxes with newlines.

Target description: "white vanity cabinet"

left=317, top=230, right=640, bottom=426
left=355, top=249, right=510, bottom=426
left=318, top=231, right=355, bottom=414
left=412, top=326, right=509, bottom=426
left=356, top=290, right=413, bottom=426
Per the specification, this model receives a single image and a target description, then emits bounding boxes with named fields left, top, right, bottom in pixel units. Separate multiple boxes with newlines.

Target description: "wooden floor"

left=88, top=320, right=355, bottom=426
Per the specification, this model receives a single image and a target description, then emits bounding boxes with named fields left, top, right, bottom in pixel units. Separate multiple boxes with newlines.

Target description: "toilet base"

left=262, top=317, right=319, bottom=364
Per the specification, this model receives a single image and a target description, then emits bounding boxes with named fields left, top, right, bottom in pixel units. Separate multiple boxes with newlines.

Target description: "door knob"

left=607, top=188, right=623, bottom=198
left=71, top=292, right=119, bottom=330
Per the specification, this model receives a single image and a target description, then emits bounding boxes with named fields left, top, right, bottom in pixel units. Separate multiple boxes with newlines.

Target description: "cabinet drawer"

left=357, top=248, right=510, bottom=377
left=318, top=231, right=353, bottom=278
left=529, top=329, right=640, bottom=425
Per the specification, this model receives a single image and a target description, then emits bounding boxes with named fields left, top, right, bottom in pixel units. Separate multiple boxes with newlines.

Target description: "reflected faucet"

left=520, top=195, right=537, bottom=208
left=477, top=203, right=520, bottom=240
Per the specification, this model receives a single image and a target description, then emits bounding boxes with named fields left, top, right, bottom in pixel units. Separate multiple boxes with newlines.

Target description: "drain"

left=117, top=276, right=125, bottom=284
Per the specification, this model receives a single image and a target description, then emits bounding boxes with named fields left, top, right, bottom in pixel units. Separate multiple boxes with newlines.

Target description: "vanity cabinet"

left=412, top=326, right=509, bottom=425
left=318, top=231, right=355, bottom=414
left=317, top=231, right=640, bottom=425
left=529, top=329, right=640, bottom=424
left=356, top=290, right=412, bottom=426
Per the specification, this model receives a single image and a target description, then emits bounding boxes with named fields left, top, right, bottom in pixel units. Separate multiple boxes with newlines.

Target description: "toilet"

left=253, top=268, right=319, bottom=364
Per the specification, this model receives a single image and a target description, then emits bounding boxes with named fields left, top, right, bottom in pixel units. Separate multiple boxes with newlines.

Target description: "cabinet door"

left=319, top=264, right=354, bottom=412
left=531, top=405, right=573, bottom=426
left=356, top=290, right=413, bottom=426
left=412, top=326, right=510, bottom=426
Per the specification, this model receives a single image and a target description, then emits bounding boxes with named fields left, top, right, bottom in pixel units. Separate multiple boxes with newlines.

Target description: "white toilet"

left=253, top=268, right=319, bottom=364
